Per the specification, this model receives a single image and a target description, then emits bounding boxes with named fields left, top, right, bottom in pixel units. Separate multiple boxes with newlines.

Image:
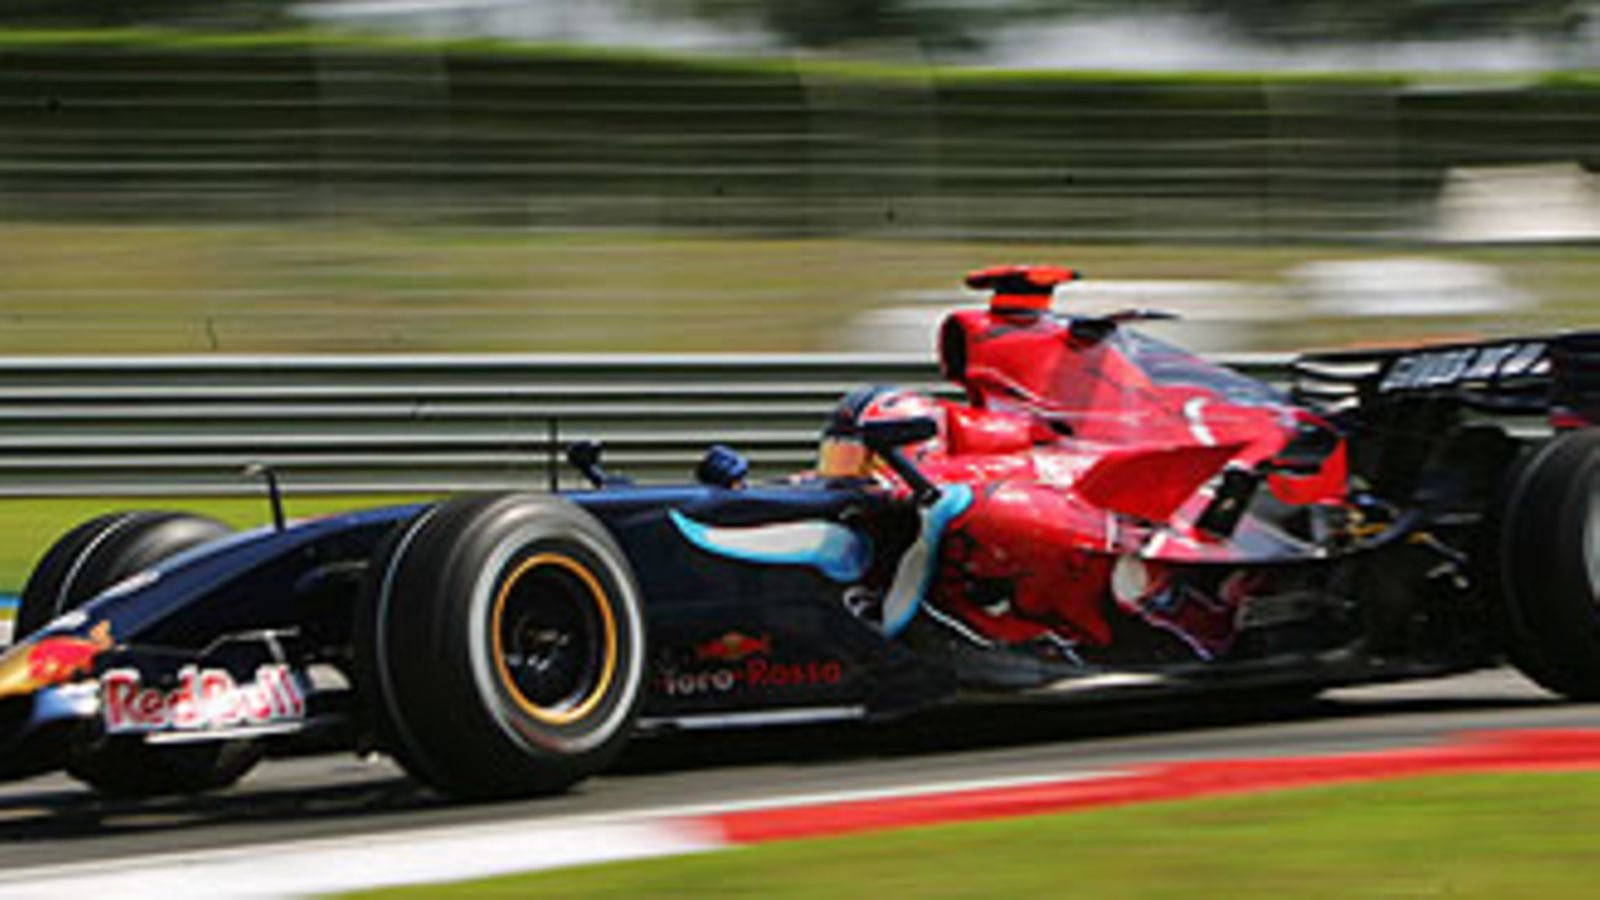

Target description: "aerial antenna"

left=547, top=417, right=559, bottom=493
left=243, top=462, right=286, bottom=532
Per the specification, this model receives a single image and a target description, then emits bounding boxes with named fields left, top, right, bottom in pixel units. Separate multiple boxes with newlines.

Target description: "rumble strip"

left=5, top=729, right=1600, bottom=898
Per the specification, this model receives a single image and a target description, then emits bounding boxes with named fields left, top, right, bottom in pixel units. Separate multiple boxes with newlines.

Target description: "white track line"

left=0, top=767, right=1120, bottom=898
left=0, top=819, right=722, bottom=899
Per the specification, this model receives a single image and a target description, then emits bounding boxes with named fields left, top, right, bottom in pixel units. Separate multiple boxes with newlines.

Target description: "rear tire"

left=18, top=511, right=264, bottom=796
left=1499, top=430, right=1600, bottom=698
left=356, top=494, right=646, bottom=800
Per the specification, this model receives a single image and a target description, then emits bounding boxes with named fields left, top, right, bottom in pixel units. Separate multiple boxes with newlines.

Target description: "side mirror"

left=566, top=440, right=631, bottom=488
left=861, top=417, right=938, bottom=452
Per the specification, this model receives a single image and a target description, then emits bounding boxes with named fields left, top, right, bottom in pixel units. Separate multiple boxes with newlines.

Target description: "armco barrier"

left=0, top=353, right=1291, bottom=496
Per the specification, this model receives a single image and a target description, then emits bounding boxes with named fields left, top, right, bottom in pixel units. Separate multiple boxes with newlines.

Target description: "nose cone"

left=0, top=644, right=37, bottom=699
left=0, top=621, right=112, bottom=700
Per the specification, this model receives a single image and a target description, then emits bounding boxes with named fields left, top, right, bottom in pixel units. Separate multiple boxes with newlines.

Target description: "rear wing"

left=1291, top=332, right=1600, bottom=427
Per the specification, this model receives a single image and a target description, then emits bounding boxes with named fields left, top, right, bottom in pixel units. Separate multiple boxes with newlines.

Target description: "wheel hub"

left=490, top=553, right=617, bottom=726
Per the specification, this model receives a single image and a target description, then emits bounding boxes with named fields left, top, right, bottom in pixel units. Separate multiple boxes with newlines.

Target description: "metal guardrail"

left=0, top=353, right=1294, bottom=496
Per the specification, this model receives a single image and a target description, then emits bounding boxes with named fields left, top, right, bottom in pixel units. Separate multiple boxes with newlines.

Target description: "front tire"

left=18, top=511, right=227, bottom=639
left=18, top=511, right=263, bottom=795
left=357, top=494, right=646, bottom=799
left=1499, top=430, right=1600, bottom=698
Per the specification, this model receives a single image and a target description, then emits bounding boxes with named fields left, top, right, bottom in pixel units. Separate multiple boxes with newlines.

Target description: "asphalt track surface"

left=0, top=667, right=1594, bottom=873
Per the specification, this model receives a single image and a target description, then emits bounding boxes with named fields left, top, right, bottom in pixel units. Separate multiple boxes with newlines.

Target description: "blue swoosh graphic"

left=668, top=511, right=872, bottom=584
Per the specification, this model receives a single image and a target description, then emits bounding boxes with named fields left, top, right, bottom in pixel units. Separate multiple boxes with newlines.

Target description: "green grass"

left=0, top=494, right=433, bottom=596
left=343, top=771, right=1600, bottom=899
left=2, top=227, right=1597, bottom=355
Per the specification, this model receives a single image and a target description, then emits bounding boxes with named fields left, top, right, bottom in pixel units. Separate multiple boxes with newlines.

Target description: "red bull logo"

left=23, top=620, right=112, bottom=686
left=695, top=631, right=773, bottom=663
left=101, top=664, right=305, bottom=734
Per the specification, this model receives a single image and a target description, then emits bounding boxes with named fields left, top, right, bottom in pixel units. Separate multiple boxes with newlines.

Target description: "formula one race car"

left=1, top=264, right=1597, bottom=799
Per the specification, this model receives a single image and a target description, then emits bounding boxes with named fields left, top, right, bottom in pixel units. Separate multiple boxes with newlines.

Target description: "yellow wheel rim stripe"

left=489, top=552, right=618, bottom=726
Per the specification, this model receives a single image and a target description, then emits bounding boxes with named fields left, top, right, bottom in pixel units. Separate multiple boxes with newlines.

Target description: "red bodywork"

left=862, top=267, right=1350, bottom=652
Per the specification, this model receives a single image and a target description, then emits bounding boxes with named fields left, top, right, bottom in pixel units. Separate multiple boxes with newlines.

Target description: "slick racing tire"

left=18, top=511, right=228, bottom=639
left=357, top=493, right=646, bottom=800
left=1499, top=429, right=1600, bottom=699
left=18, top=511, right=264, bottom=796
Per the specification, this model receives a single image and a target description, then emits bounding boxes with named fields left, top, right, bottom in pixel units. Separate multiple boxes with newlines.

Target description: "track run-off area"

left=0, top=668, right=1597, bottom=894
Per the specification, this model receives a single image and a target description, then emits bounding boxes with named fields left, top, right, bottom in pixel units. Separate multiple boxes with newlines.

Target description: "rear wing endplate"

left=1291, top=332, right=1600, bottom=425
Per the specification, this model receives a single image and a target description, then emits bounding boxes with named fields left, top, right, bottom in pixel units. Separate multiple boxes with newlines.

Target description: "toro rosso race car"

left=0, top=264, right=1598, bottom=799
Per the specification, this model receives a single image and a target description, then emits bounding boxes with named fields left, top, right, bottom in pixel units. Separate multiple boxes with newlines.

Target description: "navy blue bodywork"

left=0, top=481, right=949, bottom=776
left=573, top=485, right=948, bottom=721
left=0, top=462, right=1499, bottom=784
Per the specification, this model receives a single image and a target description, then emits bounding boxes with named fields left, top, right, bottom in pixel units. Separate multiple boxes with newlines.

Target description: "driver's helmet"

left=817, top=385, right=941, bottom=479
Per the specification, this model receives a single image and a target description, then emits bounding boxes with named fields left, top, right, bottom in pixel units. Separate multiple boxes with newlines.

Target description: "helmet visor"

left=817, top=437, right=870, bottom=478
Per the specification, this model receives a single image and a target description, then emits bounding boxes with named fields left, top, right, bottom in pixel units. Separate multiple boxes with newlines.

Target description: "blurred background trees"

left=643, top=0, right=978, bottom=51
left=9, top=0, right=1588, bottom=59
left=0, top=0, right=1595, bottom=355
left=1131, top=0, right=1587, bottom=44
left=637, top=0, right=1594, bottom=54
left=0, top=0, right=288, bottom=29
